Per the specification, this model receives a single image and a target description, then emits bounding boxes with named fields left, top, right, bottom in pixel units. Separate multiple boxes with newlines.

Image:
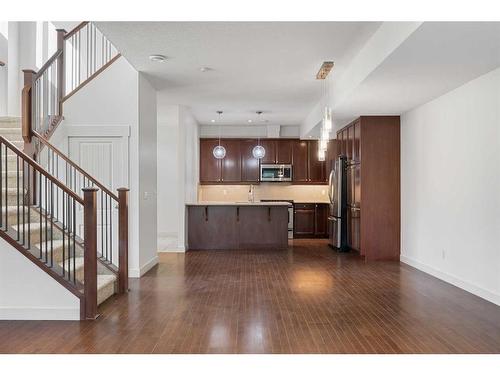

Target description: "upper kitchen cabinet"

left=200, top=138, right=327, bottom=185
left=259, top=139, right=293, bottom=164
left=200, top=139, right=221, bottom=183
left=291, top=140, right=309, bottom=183
left=276, top=140, right=293, bottom=164
left=240, top=139, right=260, bottom=182
left=220, top=139, right=242, bottom=183
left=291, top=140, right=327, bottom=184
left=308, top=140, right=327, bottom=183
left=259, top=139, right=277, bottom=164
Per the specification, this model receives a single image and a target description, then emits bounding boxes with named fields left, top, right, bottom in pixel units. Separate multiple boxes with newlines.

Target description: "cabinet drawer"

left=294, top=203, right=315, bottom=210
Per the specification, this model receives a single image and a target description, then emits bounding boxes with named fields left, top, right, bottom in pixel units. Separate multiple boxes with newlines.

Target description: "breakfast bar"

left=186, top=202, right=290, bottom=250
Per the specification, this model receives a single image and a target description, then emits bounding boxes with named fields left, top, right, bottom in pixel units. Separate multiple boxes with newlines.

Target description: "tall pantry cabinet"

left=336, top=116, right=400, bottom=261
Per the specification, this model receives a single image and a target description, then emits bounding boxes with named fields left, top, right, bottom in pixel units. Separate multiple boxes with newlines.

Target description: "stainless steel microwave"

left=260, top=164, right=292, bottom=182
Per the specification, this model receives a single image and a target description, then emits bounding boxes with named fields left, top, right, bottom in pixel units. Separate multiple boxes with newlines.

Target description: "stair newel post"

left=56, top=29, right=66, bottom=115
left=117, top=188, right=129, bottom=294
left=82, top=187, right=99, bottom=319
left=21, top=69, right=35, bottom=151
left=22, top=69, right=37, bottom=206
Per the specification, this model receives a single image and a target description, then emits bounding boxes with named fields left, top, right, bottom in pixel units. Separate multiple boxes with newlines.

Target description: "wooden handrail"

left=64, top=21, right=89, bottom=40
left=33, top=49, right=62, bottom=80
left=32, top=131, right=119, bottom=201
left=0, top=135, right=83, bottom=205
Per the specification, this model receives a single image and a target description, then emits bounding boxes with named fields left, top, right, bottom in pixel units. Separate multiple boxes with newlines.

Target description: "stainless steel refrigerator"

left=328, top=155, right=348, bottom=251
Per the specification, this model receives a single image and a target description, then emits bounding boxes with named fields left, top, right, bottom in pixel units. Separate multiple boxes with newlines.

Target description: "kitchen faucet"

left=248, top=184, right=255, bottom=203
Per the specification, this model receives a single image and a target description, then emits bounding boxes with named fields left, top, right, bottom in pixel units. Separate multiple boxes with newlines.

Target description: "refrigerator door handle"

left=328, top=170, right=334, bottom=204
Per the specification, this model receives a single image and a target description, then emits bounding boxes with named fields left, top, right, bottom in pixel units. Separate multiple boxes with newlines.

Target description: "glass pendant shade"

left=323, top=107, right=332, bottom=131
left=318, top=148, right=326, bottom=161
left=252, top=144, right=266, bottom=159
left=213, top=145, right=226, bottom=159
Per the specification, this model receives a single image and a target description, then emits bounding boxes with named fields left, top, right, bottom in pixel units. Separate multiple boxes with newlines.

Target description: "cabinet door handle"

left=204, top=206, right=208, bottom=221
left=268, top=207, right=271, bottom=221
left=237, top=207, right=240, bottom=222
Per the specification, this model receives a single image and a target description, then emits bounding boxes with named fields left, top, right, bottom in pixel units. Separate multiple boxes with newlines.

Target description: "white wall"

left=60, top=56, right=158, bottom=278
left=138, top=74, right=158, bottom=272
left=401, top=66, right=500, bottom=305
left=0, top=238, right=80, bottom=320
left=0, top=22, right=7, bottom=116
left=157, top=103, right=199, bottom=251
left=200, top=124, right=300, bottom=138
left=157, top=105, right=180, bottom=250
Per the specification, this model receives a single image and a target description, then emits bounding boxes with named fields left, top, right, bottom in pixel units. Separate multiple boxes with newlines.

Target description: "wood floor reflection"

left=2, top=239, right=500, bottom=353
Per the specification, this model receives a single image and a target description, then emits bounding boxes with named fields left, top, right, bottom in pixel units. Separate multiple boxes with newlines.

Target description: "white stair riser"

left=97, top=281, right=116, bottom=305
left=0, top=132, right=23, bottom=142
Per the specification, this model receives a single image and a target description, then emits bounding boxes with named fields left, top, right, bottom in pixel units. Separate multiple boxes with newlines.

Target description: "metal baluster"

left=22, top=159, right=26, bottom=246
left=38, top=171, right=42, bottom=259
left=27, top=162, right=30, bottom=250
left=16, top=155, right=19, bottom=241
left=100, top=190, right=103, bottom=258
left=50, top=180, right=54, bottom=267
left=67, top=193, right=70, bottom=280
left=45, top=175, right=48, bottom=263
left=4, top=143, right=7, bottom=231
left=62, top=190, right=65, bottom=277
left=1, top=143, right=3, bottom=229
left=72, top=198, right=76, bottom=284
left=109, top=194, right=112, bottom=264
left=105, top=190, right=108, bottom=261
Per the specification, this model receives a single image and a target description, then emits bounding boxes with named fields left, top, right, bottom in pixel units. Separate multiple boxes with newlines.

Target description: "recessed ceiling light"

left=210, top=119, right=216, bottom=123
left=199, top=67, right=211, bottom=72
left=247, top=119, right=252, bottom=123
left=149, top=54, right=167, bottom=62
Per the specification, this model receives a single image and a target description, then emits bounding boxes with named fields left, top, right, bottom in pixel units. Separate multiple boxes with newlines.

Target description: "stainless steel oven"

left=260, top=164, right=292, bottom=182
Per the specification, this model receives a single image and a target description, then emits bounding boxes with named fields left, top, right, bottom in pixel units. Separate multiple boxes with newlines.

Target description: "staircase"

left=0, top=22, right=127, bottom=320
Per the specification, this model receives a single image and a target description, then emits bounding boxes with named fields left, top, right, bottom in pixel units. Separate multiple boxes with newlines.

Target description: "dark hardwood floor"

left=1, top=239, right=500, bottom=353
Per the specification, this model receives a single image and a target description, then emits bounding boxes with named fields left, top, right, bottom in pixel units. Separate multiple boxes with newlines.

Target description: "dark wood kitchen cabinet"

left=291, top=140, right=309, bottom=182
left=240, top=139, right=260, bottom=182
left=199, top=138, right=327, bottom=185
left=276, top=140, right=293, bottom=164
left=221, top=140, right=242, bottom=183
left=259, top=139, right=293, bottom=164
left=259, top=139, right=277, bottom=164
left=308, top=140, right=327, bottom=183
left=336, top=116, right=400, bottom=260
left=293, top=203, right=329, bottom=238
left=291, top=140, right=327, bottom=184
left=200, top=139, right=222, bottom=183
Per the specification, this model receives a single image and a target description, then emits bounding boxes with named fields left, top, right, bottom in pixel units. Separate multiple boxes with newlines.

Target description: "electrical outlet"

left=223, top=189, right=227, bottom=195
left=321, top=189, right=326, bottom=195
left=442, top=249, right=446, bottom=260
left=143, top=191, right=149, bottom=200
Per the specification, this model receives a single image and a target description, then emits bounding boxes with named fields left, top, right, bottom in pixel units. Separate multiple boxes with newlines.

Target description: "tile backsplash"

left=198, top=184, right=329, bottom=203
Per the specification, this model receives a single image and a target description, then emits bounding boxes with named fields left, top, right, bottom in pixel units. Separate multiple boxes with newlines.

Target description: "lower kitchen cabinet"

left=347, top=207, right=361, bottom=253
left=293, top=203, right=329, bottom=238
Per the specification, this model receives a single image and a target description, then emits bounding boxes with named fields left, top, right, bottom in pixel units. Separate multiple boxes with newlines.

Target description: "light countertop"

left=186, top=201, right=292, bottom=206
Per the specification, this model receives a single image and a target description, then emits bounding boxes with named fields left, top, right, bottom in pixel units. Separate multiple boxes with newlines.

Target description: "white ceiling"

left=332, top=22, right=500, bottom=127
left=96, top=22, right=381, bottom=126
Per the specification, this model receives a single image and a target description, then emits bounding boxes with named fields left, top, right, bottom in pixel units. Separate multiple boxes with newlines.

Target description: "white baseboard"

left=129, top=255, right=159, bottom=278
left=0, top=307, right=80, bottom=320
left=400, top=254, right=500, bottom=306
left=158, top=247, right=185, bottom=253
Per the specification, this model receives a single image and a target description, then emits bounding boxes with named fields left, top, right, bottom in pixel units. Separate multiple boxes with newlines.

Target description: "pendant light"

left=212, top=111, right=226, bottom=159
left=252, top=111, right=266, bottom=159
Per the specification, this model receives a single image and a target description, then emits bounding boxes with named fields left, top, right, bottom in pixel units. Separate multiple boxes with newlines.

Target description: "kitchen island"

left=186, top=202, right=291, bottom=250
